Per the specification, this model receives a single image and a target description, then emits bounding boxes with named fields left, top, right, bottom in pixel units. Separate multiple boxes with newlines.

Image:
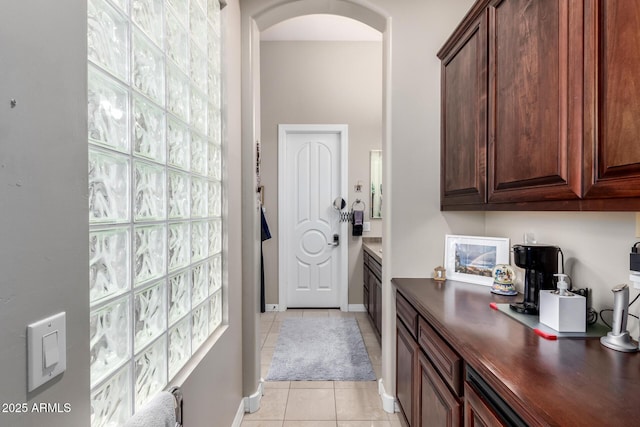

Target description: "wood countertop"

left=393, top=277, right=640, bottom=427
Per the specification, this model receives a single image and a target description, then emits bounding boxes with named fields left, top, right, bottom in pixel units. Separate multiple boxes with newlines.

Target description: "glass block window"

left=88, top=0, right=224, bottom=424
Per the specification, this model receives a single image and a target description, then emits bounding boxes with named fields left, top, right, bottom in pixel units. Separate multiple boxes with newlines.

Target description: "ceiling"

left=261, top=14, right=382, bottom=41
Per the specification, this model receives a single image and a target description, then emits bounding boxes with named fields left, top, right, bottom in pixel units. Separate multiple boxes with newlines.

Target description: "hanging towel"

left=352, top=210, right=363, bottom=236
left=123, top=391, right=177, bottom=427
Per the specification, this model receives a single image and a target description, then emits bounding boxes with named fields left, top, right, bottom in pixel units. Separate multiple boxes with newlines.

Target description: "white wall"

left=0, top=1, right=90, bottom=424
left=485, top=212, right=640, bottom=337
left=0, top=1, right=244, bottom=425
left=260, top=40, right=383, bottom=306
left=385, top=0, right=483, bottom=279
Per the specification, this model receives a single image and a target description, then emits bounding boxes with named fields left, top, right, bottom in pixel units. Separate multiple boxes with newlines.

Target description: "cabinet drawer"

left=396, top=293, right=418, bottom=339
left=418, top=317, right=462, bottom=397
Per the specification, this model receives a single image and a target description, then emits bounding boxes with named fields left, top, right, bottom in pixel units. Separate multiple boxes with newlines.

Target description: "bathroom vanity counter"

left=393, top=277, right=640, bottom=427
left=362, top=238, right=382, bottom=264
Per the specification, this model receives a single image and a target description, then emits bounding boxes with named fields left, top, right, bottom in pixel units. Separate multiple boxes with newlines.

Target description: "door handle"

left=328, top=233, right=339, bottom=247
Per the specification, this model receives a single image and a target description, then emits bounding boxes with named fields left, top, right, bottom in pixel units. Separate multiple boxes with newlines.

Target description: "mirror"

left=333, top=197, right=346, bottom=210
left=370, top=150, right=382, bottom=218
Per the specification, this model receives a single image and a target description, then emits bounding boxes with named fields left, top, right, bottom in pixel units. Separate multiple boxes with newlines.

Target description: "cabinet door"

left=397, top=321, right=419, bottom=427
left=368, top=280, right=376, bottom=320
left=419, top=352, right=462, bottom=427
left=488, top=0, right=583, bottom=203
left=375, top=277, right=382, bottom=336
left=583, top=1, right=640, bottom=199
left=363, top=264, right=370, bottom=313
left=363, top=287, right=370, bottom=316
left=464, top=382, right=506, bottom=427
left=440, top=11, right=487, bottom=207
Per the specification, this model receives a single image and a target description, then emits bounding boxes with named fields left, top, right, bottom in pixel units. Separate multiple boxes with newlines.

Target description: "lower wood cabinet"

left=397, top=320, right=419, bottom=426
left=375, top=276, right=382, bottom=334
left=419, top=352, right=462, bottom=427
left=463, top=382, right=506, bottom=427
left=364, top=251, right=382, bottom=342
left=396, top=307, right=463, bottom=427
left=396, top=291, right=512, bottom=427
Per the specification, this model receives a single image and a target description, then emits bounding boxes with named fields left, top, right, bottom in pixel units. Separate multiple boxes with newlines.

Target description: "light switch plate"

left=363, top=222, right=371, bottom=232
left=27, top=312, right=66, bottom=392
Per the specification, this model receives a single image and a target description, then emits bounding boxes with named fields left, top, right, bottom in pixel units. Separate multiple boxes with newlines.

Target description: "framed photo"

left=444, top=235, right=510, bottom=286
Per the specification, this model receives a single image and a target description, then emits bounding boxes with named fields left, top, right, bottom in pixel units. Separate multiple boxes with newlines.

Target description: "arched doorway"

left=240, top=0, right=395, bottom=415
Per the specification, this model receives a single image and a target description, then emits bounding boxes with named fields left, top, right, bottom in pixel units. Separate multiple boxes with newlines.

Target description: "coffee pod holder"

left=600, top=284, right=639, bottom=353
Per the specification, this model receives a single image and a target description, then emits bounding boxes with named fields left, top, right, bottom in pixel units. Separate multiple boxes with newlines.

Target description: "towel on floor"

left=123, top=391, right=177, bottom=427
left=352, top=210, right=363, bottom=236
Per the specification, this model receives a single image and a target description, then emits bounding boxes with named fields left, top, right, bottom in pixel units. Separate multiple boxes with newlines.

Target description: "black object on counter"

left=510, top=243, right=561, bottom=315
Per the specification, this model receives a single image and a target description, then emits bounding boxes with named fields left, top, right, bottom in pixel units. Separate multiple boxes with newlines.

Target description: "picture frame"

left=444, top=235, right=510, bottom=286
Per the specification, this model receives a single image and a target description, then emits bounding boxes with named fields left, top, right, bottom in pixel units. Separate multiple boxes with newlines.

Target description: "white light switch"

left=42, top=331, right=59, bottom=368
left=363, top=222, right=371, bottom=232
left=27, top=312, right=66, bottom=392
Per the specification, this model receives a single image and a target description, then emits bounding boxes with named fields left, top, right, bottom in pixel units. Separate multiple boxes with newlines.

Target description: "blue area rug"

left=266, top=317, right=376, bottom=381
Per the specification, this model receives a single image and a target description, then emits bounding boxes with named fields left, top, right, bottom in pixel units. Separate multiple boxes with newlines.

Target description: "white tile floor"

left=241, top=309, right=403, bottom=427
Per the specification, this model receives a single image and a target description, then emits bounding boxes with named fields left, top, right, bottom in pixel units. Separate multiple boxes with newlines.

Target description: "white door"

left=278, top=124, right=348, bottom=309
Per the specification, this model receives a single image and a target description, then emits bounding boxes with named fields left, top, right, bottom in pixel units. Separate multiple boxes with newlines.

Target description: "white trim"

left=243, top=380, right=264, bottom=413
left=278, top=124, right=349, bottom=312
left=380, top=16, right=396, bottom=396
left=265, top=304, right=280, bottom=312
left=231, top=399, right=245, bottom=427
left=348, top=304, right=366, bottom=312
left=378, top=378, right=397, bottom=414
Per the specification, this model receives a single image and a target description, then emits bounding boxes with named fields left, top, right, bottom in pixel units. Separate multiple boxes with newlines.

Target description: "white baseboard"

left=231, top=399, right=244, bottom=427
left=243, top=379, right=264, bottom=413
left=348, top=304, right=366, bottom=312
left=267, top=304, right=367, bottom=312
left=378, top=378, right=397, bottom=413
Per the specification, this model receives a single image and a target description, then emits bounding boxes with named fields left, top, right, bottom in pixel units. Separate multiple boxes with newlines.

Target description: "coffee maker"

left=510, top=244, right=561, bottom=314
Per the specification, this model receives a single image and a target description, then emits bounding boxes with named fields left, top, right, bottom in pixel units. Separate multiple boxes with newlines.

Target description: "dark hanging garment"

left=260, top=208, right=271, bottom=313
left=261, top=208, right=272, bottom=241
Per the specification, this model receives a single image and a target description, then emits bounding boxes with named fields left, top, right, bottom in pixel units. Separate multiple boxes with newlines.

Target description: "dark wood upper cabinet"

left=488, top=0, right=583, bottom=203
left=439, top=0, right=640, bottom=210
left=583, top=0, right=640, bottom=198
left=440, top=10, right=488, bottom=207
